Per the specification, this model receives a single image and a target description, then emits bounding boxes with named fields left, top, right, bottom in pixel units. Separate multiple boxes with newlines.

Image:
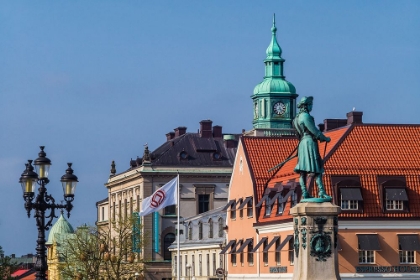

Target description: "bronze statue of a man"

left=293, top=96, right=331, bottom=201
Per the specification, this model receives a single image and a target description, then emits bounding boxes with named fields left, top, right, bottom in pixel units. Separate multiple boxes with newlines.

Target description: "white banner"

left=138, top=176, right=178, bottom=216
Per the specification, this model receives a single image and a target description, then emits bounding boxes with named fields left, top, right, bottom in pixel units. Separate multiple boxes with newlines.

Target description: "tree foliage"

left=59, top=214, right=145, bottom=280
left=0, top=246, right=18, bottom=280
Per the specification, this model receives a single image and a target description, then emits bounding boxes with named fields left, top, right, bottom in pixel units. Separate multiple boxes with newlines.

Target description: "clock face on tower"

left=273, top=102, right=286, bottom=115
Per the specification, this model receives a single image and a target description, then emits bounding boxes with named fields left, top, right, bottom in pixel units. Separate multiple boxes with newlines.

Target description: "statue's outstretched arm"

left=301, top=113, right=329, bottom=142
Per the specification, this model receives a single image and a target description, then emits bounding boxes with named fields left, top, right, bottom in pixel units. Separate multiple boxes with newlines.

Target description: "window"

left=400, top=250, right=415, bottom=264
left=185, top=255, right=188, bottom=276
left=386, top=196, right=403, bottom=210
left=288, top=238, right=294, bottom=265
left=265, top=197, right=271, bottom=216
left=239, top=240, right=244, bottom=265
left=213, top=253, right=216, bottom=275
left=180, top=255, right=182, bottom=276
left=119, top=200, right=122, bottom=218
left=359, top=250, right=375, bottom=264
left=263, top=239, right=268, bottom=265
left=275, top=238, right=281, bottom=265
left=231, top=252, right=236, bottom=266
left=101, top=207, right=105, bottom=221
left=379, top=177, right=408, bottom=212
left=174, top=256, right=177, bottom=276
left=230, top=203, right=236, bottom=219
left=192, top=255, right=195, bottom=276
left=198, top=222, right=203, bottom=240
left=341, top=197, right=358, bottom=210
left=163, top=233, right=175, bottom=260
left=290, top=191, right=298, bottom=207
left=195, top=185, right=215, bottom=214
left=206, top=254, right=210, bottom=276
left=130, top=197, right=133, bottom=214
left=188, top=223, right=192, bottom=240
left=247, top=198, right=253, bottom=217
left=247, top=242, right=254, bottom=265
left=357, top=234, right=380, bottom=264
left=198, top=194, right=210, bottom=214
left=164, top=205, right=176, bottom=215
left=398, top=234, right=420, bottom=264
left=238, top=199, right=243, bottom=218
left=208, top=219, right=213, bottom=238
left=277, top=195, right=284, bottom=214
left=230, top=240, right=237, bottom=266
left=218, top=218, right=224, bottom=237
left=137, top=195, right=140, bottom=212
left=112, top=202, right=116, bottom=220
left=333, top=177, right=364, bottom=212
left=124, top=198, right=127, bottom=219
left=198, top=254, right=202, bottom=276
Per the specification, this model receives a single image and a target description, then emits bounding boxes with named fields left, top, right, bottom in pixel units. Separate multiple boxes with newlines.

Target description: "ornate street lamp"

left=19, top=146, right=78, bottom=280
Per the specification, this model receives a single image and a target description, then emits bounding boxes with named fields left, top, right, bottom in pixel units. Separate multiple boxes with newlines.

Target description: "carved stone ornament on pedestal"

left=290, top=202, right=341, bottom=280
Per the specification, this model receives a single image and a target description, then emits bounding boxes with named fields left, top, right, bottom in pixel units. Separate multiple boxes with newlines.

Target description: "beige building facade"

left=97, top=120, right=239, bottom=280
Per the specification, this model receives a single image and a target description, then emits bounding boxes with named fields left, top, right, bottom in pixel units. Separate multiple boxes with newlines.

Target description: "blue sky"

left=0, top=1, right=419, bottom=255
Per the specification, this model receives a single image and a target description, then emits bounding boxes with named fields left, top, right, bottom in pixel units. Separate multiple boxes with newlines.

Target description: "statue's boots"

left=302, top=190, right=313, bottom=199
left=318, top=191, right=332, bottom=200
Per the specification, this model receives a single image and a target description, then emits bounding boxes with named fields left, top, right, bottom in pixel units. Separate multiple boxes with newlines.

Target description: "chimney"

left=223, top=135, right=238, bottom=148
left=318, top=123, right=325, bottom=132
left=174, top=126, right=187, bottom=138
left=347, top=111, right=363, bottom=125
left=213, top=125, right=222, bottom=138
left=323, top=118, right=347, bottom=132
left=166, top=132, right=175, bottom=141
left=200, top=120, right=213, bottom=138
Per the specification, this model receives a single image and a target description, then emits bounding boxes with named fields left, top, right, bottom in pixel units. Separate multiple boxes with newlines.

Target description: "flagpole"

left=176, top=172, right=180, bottom=280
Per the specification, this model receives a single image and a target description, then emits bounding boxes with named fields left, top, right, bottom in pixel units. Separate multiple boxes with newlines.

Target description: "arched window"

left=163, top=233, right=176, bottom=260
left=198, top=222, right=203, bottom=240
left=188, top=222, right=192, bottom=240
left=208, top=219, right=213, bottom=238
left=218, top=218, right=224, bottom=237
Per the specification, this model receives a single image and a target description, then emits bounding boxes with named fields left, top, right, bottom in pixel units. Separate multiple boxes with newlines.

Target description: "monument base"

left=290, top=202, right=341, bottom=280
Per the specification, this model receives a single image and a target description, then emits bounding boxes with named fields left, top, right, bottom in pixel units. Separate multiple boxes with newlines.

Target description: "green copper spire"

left=46, top=212, right=74, bottom=245
left=266, top=14, right=282, bottom=60
left=251, top=15, right=298, bottom=130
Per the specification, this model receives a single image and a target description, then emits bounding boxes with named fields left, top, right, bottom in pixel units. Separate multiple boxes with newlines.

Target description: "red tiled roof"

left=11, top=269, right=30, bottom=277
left=259, top=123, right=420, bottom=222
left=324, top=124, right=420, bottom=218
left=242, top=136, right=298, bottom=202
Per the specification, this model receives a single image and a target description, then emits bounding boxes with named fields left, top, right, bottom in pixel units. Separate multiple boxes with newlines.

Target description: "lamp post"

left=19, top=146, right=78, bottom=280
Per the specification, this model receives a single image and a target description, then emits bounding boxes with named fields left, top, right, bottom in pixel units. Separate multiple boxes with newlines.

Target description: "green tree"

left=0, top=246, right=18, bottom=280
left=59, top=214, right=145, bottom=279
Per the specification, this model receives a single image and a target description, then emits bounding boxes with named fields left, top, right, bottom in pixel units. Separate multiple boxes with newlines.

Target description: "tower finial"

left=272, top=13, right=277, bottom=34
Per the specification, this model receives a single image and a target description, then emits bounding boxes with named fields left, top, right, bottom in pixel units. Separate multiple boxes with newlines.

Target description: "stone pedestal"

left=290, top=202, right=341, bottom=280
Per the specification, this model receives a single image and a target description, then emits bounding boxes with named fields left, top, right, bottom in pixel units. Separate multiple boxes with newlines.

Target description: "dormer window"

left=378, top=176, right=409, bottom=213
left=332, top=177, right=363, bottom=213
left=212, top=152, right=222, bottom=161
left=208, top=219, right=213, bottom=238
left=179, top=151, right=189, bottom=160
left=218, top=217, right=224, bottom=237
left=340, top=188, right=362, bottom=210
left=188, top=222, right=192, bottom=240
left=198, top=222, right=203, bottom=240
